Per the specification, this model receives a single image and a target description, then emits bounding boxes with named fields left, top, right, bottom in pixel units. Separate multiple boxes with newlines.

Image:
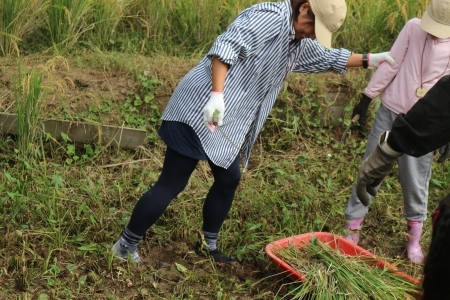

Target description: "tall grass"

left=387, top=0, right=429, bottom=34
left=131, top=0, right=259, bottom=51
left=89, top=0, right=136, bottom=50
left=132, top=0, right=259, bottom=40
left=334, top=0, right=429, bottom=52
left=47, top=0, right=97, bottom=52
left=14, top=68, right=47, bottom=158
left=131, top=0, right=170, bottom=45
left=0, top=0, right=433, bottom=56
left=0, top=0, right=48, bottom=56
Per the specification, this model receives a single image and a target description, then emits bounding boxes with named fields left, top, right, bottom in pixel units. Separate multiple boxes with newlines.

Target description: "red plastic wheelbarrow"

left=265, top=232, right=421, bottom=299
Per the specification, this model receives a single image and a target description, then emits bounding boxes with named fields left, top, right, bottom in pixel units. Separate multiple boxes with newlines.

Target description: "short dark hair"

left=291, top=0, right=315, bottom=21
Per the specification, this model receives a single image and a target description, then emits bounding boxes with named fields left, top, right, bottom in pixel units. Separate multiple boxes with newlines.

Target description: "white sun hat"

left=421, top=0, right=450, bottom=38
left=308, top=0, right=347, bottom=48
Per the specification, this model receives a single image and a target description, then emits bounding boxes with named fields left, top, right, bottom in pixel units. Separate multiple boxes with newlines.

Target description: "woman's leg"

left=344, top=104, right=393, bottom=243
left=203, top=155, right=241, bottom=234
left=398, top=153, right=433, bottom=222
left=397, top=151, right=433, bottom=263
left=113, top=147, right=199, bottom=261
left=127, top=147, right=199, bottom=235
left=196, top=155, right=241, bottom=263
left=345, top=104, right=394, bottom=217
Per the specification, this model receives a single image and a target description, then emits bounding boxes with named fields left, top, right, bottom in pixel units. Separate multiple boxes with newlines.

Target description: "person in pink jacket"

left=343, top=0, right=450, bottom=263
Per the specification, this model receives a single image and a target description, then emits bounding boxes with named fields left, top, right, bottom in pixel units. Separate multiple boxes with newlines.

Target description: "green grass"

left=0, top=0, right=446, bottom=297
left=47, top=0, right=96, bottom=53
left=334, top=0, right=429, bottom=52
left=0, top=52, right=449, bottom=298
left=14, top=66, right=47, bottom=158
left=0, top=0, right=48, bottom=56
left=0, top=0, right=431, bottom=56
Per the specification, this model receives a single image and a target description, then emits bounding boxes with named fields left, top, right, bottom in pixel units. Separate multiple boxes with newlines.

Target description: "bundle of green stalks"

left=274, top=238, right=420, bottom=300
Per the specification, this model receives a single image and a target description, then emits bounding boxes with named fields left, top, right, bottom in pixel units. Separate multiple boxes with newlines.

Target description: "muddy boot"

left=344, top=217, right=364, bottom=245
left=406, top=220, right=424, bottom=264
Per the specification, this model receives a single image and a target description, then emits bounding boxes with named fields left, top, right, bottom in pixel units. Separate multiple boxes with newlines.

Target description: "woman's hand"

left=368, top=52, right=395, bottom=67
left=352, top=94, right=372, bottom=125
left=203, top=92, right=225, bottom=132
left=346, top=53, right=395, bottom=68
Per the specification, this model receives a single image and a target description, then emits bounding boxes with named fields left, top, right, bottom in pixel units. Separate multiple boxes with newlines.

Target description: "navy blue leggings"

left=127, top=147, right=241, bottom=236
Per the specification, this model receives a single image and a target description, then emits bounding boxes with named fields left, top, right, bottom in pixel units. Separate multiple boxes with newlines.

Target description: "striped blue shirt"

left=162, top=0, right=351, bottom=169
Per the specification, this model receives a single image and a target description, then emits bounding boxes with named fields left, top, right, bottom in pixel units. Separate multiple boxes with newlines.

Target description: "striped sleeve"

left=207, top=8, right=283, bottom=65
left=292, top=39, right=351, bottom=74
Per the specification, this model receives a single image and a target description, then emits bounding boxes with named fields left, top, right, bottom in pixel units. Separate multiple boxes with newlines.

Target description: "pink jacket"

left=365, top=18, right=450, bottom=114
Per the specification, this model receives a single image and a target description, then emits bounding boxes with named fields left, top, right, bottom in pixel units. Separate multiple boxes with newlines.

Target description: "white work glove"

left=368, top=52, right=395, bottom=67
left=203, top=92, right=225, bottom=132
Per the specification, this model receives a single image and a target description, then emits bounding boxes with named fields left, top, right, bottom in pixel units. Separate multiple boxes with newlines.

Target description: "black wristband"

left=362, top=53, right=368, bottom=69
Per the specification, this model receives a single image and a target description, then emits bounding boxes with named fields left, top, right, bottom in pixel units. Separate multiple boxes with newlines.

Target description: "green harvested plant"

left=274, top=238, right=419, bottom=300
left=213, top=109, right=220, bottom=124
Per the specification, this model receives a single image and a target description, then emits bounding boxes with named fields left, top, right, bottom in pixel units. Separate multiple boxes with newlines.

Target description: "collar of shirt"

left=283, top=0, right=296, bottom=41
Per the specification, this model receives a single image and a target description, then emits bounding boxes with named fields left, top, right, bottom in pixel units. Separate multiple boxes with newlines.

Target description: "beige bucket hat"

left=421, top=0, right=450, bottom=38
left=308, top=0, right=347, bottom=48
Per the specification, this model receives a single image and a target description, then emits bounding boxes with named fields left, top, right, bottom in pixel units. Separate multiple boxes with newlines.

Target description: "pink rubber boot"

left=344, top=217, right=364, bottom=245
left=407, top=221, right=424, bottom=264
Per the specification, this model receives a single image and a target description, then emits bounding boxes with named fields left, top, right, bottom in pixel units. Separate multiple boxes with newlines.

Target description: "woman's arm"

left=293, top=45, right=394, bottom=73
left=362, top=20, right=414, bottom=98
left=207, top=9, right=282, bottom=66
left=346, top=20, right=415, bottom=73
left=345, top=54, right=365, bottom=68
left=212, top=57, right=229, bottom=92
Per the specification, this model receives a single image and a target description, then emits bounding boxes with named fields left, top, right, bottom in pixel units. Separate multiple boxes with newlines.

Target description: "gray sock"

left=201, top=230, right=218, bottom=251
left=119, top=227, right=142, bottom=253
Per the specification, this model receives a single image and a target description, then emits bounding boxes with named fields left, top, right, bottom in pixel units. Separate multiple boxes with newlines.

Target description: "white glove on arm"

left=203, top=92, right=225, bottom=132
left=368, top=52, right=395, bottom=67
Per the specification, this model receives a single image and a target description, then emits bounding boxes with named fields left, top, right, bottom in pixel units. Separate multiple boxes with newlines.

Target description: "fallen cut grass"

left=274, top=238, right=419, bottom=299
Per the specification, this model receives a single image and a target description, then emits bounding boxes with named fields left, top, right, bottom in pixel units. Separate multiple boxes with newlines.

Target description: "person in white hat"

left=332, top=65, right=450, bottom=296
left=350, top=73, right=450, bottom=298
left=343, top=0, right=450, bottom=264
left=111, top=0, right=394, bottom=264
